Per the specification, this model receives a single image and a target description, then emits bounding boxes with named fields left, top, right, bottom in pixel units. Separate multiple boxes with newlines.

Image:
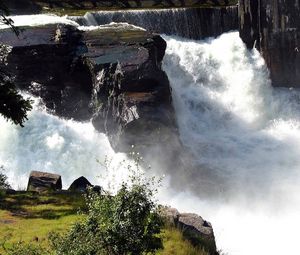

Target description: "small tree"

left=50, top=157, right=163, bottom=255
left=0, top=166, right=10, bottom=190
left=0, top=2, right=32, bottom=126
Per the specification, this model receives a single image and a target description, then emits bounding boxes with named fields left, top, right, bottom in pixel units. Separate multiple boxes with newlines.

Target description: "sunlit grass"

left=0, top=192, right=209, bottom=254
left=157, top=227, right=209, bottom=255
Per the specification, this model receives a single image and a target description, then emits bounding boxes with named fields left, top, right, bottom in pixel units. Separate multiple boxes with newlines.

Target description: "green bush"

left=0, top=167, right=11, bottom=190
left=50, top=158, right=163, bottom=255
left=2, top=242, right=52, bottom=255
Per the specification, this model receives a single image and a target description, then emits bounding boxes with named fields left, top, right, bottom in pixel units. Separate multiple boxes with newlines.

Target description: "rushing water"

left=70, top=7, right=238, bottom=39
left=1, top=14, right=300, bottom=254
left=162, top=32, right=300, bottom=255
left=0, top=98, right=129, bottom=190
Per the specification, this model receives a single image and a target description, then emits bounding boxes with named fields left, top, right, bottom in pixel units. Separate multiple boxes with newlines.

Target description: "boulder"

left=68, top=176, right=92, bottom=192
left=160, top=207, right=180, bottom=225
left=27, top=171, right=62, bottom=192
left=178, top=213, right=217, bottom=254
left=160, top=207, right=217, bottom=255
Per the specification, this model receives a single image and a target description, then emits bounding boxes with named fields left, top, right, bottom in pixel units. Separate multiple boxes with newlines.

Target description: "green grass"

left=0, top=192, right=84, bottom=252
left=157, top=227, right=209, bottom=255
left=0, top=192, right=208, bottom=254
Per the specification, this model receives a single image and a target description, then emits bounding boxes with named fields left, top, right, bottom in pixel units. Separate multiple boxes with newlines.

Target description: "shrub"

left=0, top=167, right=11, bottom=190
left=2, top=242, right=52, bottom=255
left=50, top=157, right=163, bottom=255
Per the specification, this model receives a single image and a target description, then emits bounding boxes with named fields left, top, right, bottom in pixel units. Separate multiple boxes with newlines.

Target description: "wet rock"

left=239, top=0, right=300, bottom=87
left=68, top=176, right=92, bottom=192
left=87, top=24, right=175, bottom=151
left=1, top=24, right=92, bottom=121
left=1, top=22, right=186, bottom=175
left=27, top=171, right=62, bottom=192
left=1, top=23, right=178, bottom=155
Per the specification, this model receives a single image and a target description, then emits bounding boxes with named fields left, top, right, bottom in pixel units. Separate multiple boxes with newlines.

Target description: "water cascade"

left=0, top=97, right=129, bottom=190
left=1, top=13, right=300, bottom=255
left=70, top=7, right=238, bottom=39
left=162, top=32, right=300, bottom=255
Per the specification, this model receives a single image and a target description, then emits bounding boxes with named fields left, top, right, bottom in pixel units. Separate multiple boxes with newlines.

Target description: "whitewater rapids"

left=161, top=32, right=300, bottom=255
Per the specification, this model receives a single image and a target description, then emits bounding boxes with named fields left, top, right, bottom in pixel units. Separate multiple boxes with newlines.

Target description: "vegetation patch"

left=0, top=191, right=211, bottom=254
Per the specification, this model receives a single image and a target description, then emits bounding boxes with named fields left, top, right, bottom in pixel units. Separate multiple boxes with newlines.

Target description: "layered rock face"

left=239, top=0, right=300, bottom=87
left=1, top=24, right=177, bottom=154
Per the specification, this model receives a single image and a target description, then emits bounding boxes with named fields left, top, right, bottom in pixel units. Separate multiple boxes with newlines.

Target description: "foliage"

left=2, top=241, right=52, bottom=255
left=50, top=157, right=163, bottom=255
left=0, top=2, right=32, bottom=126
left=0, top=72, right=33, bottom=126
left=0, top=167, right=10, bottom=190
left=0, top=190, right=208, bottom=255
left=0, top=1, right=20, bottom=36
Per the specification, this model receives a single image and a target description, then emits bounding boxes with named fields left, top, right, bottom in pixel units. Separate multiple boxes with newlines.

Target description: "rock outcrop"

left=27, top=171, right=62, bottom=192
left=161, top=207, right=217, bottom=255
left=239, top=0, right=300, bottom=87
left=68, top=176, right=92, bottom=192
left=1, top=23, right=178, bottom=156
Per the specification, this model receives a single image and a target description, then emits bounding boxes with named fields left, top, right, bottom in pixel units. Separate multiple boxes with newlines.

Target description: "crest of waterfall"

left=70, top=7, right=238, bottom=39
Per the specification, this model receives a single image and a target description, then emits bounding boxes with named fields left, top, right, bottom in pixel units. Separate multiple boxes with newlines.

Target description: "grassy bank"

left=0, top=191, right=208, bottom=255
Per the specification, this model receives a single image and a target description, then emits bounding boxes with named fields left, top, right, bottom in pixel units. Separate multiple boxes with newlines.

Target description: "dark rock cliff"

left=239, top=0, right=300, bottom=87
left=0, top=24, right=178, bottom=154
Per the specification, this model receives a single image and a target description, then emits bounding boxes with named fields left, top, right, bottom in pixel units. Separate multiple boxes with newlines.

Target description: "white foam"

left=0, top=97, right=129, bottom=190
left=162, top=32, right=300, bottom=255
left=78, top=22, right=146, bottom=31
left=0, top=14, right=79, bottom=29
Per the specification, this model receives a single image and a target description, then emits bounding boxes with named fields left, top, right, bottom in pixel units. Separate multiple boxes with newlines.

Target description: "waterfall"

left=1, top=13, right=300, bottom=255
left=161, top=32, right=300, bottom=255
left=0, top=97, right=130, bottom=190
left=70, top=7, right=238, bottom=39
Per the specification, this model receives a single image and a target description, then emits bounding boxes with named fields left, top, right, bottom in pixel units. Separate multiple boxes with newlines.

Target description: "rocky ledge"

left=239, top=0, right=300, bottom=87
left=1, top=23, right=181, bottom=159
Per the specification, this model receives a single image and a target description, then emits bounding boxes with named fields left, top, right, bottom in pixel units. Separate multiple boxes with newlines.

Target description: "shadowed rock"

left=239, top=0, right=300, bottom=87
left=27, top=171, right=62, bottom=192
left=1, top=23, right=179, bottom=161
left=68, top=176, right=92, bottom=192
